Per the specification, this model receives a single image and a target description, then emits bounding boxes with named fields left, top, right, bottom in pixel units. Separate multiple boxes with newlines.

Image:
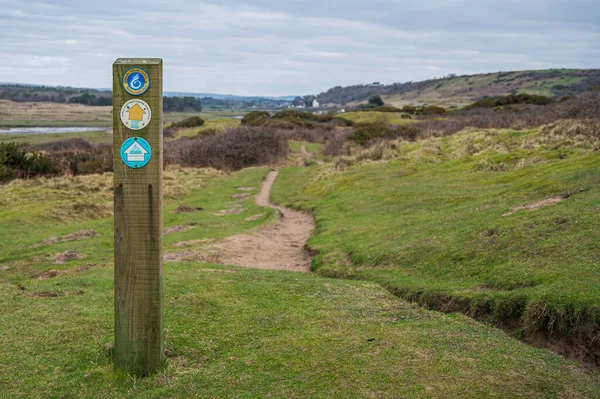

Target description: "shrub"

left=347, top=122, right=419, bottom=146
left=375, top=105, right=403, bottom=113
left=31, top=139, right=112, bottom=176
left=368, top=95, right=385, bottom=107
left=241, top=111, right=271, bottom=126
left=165, top=127, right=288, bottom=170
left=164, top=116, right=205, bottom=137
left=401, top=105, right=417, bottom=114
left=0, top=143, right=58, bottom=182
left=419, top=105, right=446, bottom=115
left=466, top=94, right=554, bottom=110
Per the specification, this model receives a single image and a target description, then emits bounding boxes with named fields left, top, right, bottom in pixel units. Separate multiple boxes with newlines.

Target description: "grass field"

left=0, top=100, right=244, bottom=128
left=0, top=130, right=113, bottom=145
left=271, top=127, right=600, bottom=359
left=341, top=111, right=417, bottom=125
left=1, top=161, right=599, bottom=397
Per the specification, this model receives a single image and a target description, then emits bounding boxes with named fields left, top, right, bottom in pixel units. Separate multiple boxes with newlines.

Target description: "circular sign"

left=120, top=137, right=152, bottom=169
left=120, top=99, right=151, bottom=130
left=123, top=67, right=150, bottom=96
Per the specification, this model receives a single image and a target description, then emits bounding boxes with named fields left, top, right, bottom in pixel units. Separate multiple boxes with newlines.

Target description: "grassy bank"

left=1, top=161, right=599, bottom=397
left=271, top=127, right=600, bottom=364
left=0, top=167, right=275, bottom=282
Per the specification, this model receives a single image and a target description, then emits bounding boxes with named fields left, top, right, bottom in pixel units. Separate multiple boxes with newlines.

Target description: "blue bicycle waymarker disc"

left=120, top=137, right=152, bottom=168
left=123, top=67, right=150, bottom=96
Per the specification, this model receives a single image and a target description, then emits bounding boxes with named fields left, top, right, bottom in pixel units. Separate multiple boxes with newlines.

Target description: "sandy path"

left=211, top=171, right=314, bottom=272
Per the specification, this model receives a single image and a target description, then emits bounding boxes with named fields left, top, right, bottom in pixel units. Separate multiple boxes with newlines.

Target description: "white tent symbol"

left=123, top=141, right=148, bottom=162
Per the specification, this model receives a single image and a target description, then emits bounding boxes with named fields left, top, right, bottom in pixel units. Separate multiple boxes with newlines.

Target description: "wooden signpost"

left=113, top=58, right=163, bottom=375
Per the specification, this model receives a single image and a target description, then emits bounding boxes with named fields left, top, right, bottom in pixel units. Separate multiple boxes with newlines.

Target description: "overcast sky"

left=0, top=0, right=598, bottom=96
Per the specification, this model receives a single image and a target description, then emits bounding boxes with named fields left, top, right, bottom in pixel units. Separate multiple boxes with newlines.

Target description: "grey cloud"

left=0, top=0, right=598, bottom=95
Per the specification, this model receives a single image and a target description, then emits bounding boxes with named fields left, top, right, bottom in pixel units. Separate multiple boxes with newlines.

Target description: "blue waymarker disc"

left=120, top=137, right=152, bottom=169
left=123, top=67, right=150, bottom=96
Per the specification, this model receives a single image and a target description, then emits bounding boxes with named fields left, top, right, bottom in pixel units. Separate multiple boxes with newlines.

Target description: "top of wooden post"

left=114, top=58, right=162, bottom=65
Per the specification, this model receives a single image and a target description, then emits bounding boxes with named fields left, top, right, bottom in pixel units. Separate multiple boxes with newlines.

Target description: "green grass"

left=342, top=111, right=417, bottom=125
left=171, top=118, right=240, bottom=138
left=1, top=159, right=599, bottom=397
left=0, top=130, right=113, bottom=144
left=3, top=263, right=599, bottom=398
left=0, top=167, right=274, bottom=282
left=271, top=128, right=600, bottom=348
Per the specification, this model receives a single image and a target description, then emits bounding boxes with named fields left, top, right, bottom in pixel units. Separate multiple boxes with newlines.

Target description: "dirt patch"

left=503, top=189, right=588, bottom=216
left=231, top=193, right=250, bottom=200
left=212, top=171, right=314, bottom=272
left=31, top=291, right=60, bottom=297
left=30, top=290, right=85, bottom=298
left=164, top=225, right=194, bottom=236
left=173, top=205, right=203, bottom=213
left=54, top=251, right=85, bottom=264
left=0, top=265, right=10, bottom=271
left=38, top=263, right=97, bottom=280
left=166, top=171, right=314, bottom=272
left=164, top=250, right=217, bottom=262
left=214, top=204, right=245, bottom=216
left=62, top=229, right=99, bottom=242
left=245, top=214, right=265, bottom=222
left=38, top=229, right=99, bottom=246
left=172, top=239, right=210, bottom=247
left=297, top=157, right=306, bottom=167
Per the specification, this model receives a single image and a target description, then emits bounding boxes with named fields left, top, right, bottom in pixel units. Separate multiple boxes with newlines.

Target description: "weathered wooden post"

left=112, top=58, right=163, bottom=375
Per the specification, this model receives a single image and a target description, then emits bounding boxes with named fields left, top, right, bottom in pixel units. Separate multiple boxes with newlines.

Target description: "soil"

left=166, top=171, right=315, bottom=272
left=503, top=195, right=568, bottom=216
left=39, top=229, right=99, bottom=246
left=173, top=205, right=203, bottom=213
left=245, top=214, right=265, bottom=221
left=38, top=263, right=97, bottom=280
left=54, top=251, right=85, bottom=264
left=212, top=171, right=314, bottom=272
left=164, top=225, right=194, bottom=235
left=61, top=229, right=98, bottom=242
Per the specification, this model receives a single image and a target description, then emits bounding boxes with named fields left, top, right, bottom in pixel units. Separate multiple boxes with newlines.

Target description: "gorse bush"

left=347, top=121, right=419, bottom=146
left=241, top=111, right=271, bottom=126
left=30, top=139, right=112, bottom=176
left=466, top=93, right=554, bottom=109
left=164, top=116, right=205, bottom=137
left=0, top=142, right=57, bottom=182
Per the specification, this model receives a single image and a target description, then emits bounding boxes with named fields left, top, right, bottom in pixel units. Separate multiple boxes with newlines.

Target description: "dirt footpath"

left=213, top=171, right=314, bottom=272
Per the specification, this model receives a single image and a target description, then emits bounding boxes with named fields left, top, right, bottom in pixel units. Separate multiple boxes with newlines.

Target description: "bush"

left=241, top=111, right=271, bottom=126
left=374, top=105, right=403, bottom=113
left=401, top=105, right=417, bottom=114
left=165, top=127, right=288, bottom=170
left=171, top=116, right=205, bottom=128
left=466, top=94, right=554, bottom=110
left=31, top=139, right=112, bottom=176
left=347, top=122, right=419, bottom=146
left=164, top=116, right=205, bottom=137
left=368, top=95, right=385, bottom=107
left=0, top=143, right=58, bottom=182
left=419, top=105, right=446, bottom=115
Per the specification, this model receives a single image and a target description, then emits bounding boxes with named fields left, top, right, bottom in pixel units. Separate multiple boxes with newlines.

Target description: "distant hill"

left=0, top=84, right=298, bottom=109
left=317, top=69, right=600, bottom=108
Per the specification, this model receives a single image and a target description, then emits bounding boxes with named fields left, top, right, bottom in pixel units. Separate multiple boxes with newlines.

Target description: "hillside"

left=317, top=69, right=600, bottom=108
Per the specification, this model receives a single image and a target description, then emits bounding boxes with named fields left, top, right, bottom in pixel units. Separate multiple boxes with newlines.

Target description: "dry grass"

left=0, top=100, right=112, bottom=125
left=0, top=166, right=227, bottom=224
